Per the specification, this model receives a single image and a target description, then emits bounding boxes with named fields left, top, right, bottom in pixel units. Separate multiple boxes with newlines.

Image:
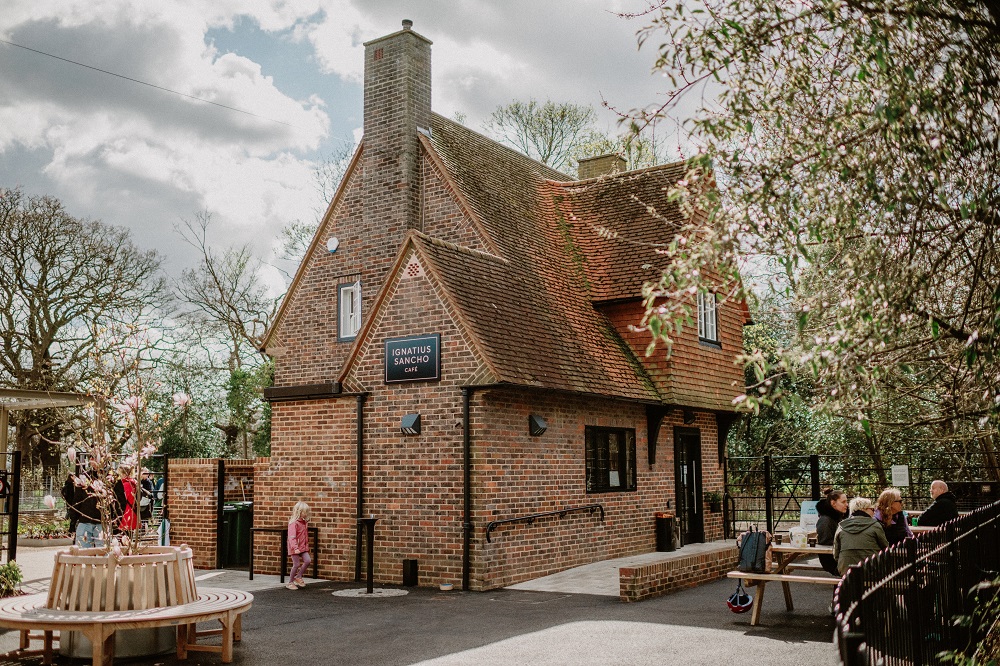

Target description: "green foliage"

left=638, top=0, right=1000, bottom=449
left=940, top=578, right=1000, bottom=664
left=0, top=561, right=22, bottom=597
left=18, top=518, right=71, bottom=539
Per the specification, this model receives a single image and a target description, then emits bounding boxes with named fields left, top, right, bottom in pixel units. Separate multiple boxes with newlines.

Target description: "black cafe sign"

left=384, top=334, right=441, bottom=383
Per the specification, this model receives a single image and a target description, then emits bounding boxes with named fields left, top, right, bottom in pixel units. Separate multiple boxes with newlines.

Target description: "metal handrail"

left=484, top=504, right=605, bottom=543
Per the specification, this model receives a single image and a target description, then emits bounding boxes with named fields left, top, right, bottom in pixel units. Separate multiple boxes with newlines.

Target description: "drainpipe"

left=354, top=393, right=367, bottom=581
left=462, top=387, right=473, bottom=591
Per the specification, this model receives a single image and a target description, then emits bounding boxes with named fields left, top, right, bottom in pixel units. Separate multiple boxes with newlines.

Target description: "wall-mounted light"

left=683, top=410, right=696, bottom=425
left=528, top=414, right=547, bottom=436
left=327, top=237, right=340, bottom=253
left=401, top=413, right=421, bottom=435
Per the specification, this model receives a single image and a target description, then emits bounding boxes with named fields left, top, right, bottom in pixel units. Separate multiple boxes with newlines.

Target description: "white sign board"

left=891, top=465, right=910, bottom=487
left=799, top=500, right=819, bottom=530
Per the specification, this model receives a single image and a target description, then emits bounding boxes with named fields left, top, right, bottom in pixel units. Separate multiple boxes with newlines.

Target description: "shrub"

left=17, top=519, right=71, bottom=539
left=0, top=561, right=22, bottom=597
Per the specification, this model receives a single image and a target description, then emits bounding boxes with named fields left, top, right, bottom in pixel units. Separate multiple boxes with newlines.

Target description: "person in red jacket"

left=113, top=465, right=139, bottom=534
left=286, top=502, right=311, bottom=590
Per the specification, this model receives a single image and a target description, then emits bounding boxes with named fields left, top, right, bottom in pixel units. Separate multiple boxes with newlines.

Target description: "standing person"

left=113, top=465, right=139, bottom=534
left=833, top=497, right=889, bottom=574
left=72, top=482, right=103, bottom=548
left=916, top=480, right=959, bottom=527
left=286, top=501, right=311, bottom=590
left=816, top=488, right=848, bottom=576
left=139, top=468, right=155, bottom=527
left=61, top=472, right=79, bottom=540
left=874, top=487, right=913, bottom=545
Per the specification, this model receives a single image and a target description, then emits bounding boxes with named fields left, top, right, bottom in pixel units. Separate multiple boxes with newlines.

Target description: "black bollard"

left=358, top=517, right=378, bottom=594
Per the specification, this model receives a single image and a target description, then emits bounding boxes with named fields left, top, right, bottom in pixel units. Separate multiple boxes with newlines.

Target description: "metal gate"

left=724, top=453, right=1000, bottom=538
left=1, top=451, right=22, bottom=563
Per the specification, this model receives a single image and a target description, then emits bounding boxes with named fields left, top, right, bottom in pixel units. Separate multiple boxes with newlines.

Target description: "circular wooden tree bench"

left=0, top=587, right=253, bottom=665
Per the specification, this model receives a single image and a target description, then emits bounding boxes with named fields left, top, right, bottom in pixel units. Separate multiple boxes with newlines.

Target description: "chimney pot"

left=402, top=19, right=413, bottom=30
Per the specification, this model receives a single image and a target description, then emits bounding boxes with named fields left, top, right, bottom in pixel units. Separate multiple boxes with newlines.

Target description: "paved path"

left=509, top=541, right=734, bottom=596
left=0, top=545, right=841, bottom=665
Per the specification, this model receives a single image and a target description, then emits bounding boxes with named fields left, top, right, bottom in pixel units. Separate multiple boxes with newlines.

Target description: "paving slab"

left=508, top=540, right=734, bottom=596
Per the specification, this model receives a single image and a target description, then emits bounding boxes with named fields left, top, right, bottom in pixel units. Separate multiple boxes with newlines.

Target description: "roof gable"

left=263, top=142, right=364, bottom=351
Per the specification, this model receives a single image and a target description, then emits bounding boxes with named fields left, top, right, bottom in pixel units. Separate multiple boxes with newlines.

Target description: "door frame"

left=673, top=427, right=704, bottom=545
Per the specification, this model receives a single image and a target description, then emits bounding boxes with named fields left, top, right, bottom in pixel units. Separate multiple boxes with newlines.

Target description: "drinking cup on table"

left=808, top=536, right=817, bottom=547
left=774, top=533, right=783, bottom=545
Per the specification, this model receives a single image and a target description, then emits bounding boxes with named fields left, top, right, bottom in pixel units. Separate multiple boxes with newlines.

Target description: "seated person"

left=873, top=487, right=913, bottom=545
left=833, top=497, right=888, bottom=575
left=916, top=480, right=959, bottom=527
left=816, top=488, right=848, bottom=576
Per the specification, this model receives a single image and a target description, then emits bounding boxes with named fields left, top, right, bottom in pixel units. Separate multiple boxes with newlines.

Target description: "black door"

left=674, top=428, right=704, bottom=545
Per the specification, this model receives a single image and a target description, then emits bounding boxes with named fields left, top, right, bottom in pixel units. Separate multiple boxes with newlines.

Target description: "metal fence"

left=833, top=500, right=1000, bottom=665
left=724, top=454, right=1000, bottom=538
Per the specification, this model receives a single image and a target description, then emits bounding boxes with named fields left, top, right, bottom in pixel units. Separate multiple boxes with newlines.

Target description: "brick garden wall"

left=619, top=545, right=738, bottom=602
left=166, top=458, right=257, bottom=569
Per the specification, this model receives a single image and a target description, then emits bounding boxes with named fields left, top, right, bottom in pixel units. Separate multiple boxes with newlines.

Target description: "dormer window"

left=338, top=281, right=362, bottom=341
left=698, top=291, right=719, bottom=345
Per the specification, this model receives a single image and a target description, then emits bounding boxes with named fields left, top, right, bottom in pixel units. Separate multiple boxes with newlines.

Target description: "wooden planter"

left=47, top=544, right=197, bottom=612
left=48, top=544, right=197, bottom=658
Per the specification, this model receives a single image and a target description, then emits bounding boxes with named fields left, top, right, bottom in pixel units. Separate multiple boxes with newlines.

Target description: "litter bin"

left=655, top=512, right=675, bottom=552
left=222, top=501, right=252, bottom=567
left=220, top=504, right=236, bottom=566
left=402, top=559, right=419, bottom=586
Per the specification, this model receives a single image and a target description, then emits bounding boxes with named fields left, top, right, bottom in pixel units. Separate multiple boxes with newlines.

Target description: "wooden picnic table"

left=728, top=543, right=840, bottom=626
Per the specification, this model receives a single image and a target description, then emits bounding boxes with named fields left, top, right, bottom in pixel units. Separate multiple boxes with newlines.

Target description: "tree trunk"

left=979, top=434, right=1000, bottom=482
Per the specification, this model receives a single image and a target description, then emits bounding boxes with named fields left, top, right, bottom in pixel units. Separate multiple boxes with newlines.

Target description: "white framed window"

left=338, top=281, right=362, bottom=341
left=697, top=291, right=719, bottom=344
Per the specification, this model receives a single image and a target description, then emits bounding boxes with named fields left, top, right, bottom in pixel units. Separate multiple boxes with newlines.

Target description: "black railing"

left=484, top=504, right=604, bottom=543
left=833, top=500, right=1000, bottom=665
left=725, top=453, right=1000, bottom=538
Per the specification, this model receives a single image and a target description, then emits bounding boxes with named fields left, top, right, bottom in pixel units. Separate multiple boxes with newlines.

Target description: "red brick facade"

left=168, top=22, right=744, bottom=594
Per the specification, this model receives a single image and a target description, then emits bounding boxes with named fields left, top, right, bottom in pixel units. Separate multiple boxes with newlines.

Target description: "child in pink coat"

left=286, top=501, right=311, bottom=589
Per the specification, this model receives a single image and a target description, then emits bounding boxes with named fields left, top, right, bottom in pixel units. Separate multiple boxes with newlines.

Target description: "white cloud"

left=0, top=0, right=693, bottom=280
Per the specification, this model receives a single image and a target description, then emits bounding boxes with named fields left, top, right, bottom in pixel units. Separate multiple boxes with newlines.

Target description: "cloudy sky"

left=0, top=1, right=687, bottom=292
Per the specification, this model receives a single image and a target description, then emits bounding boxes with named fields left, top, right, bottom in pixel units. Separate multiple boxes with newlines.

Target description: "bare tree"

left=174, top=212, right=278, bottom=457
left=0, top=188, right=165, bottom=464
left=484, top=99, right=600, bottom=174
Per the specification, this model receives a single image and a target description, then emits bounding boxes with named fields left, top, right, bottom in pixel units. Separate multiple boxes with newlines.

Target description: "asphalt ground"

left=0, top=546, right=841, bottom=665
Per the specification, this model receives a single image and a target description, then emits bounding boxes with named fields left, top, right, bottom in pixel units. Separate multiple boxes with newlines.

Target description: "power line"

left=1, top=37, right=304, bottom=130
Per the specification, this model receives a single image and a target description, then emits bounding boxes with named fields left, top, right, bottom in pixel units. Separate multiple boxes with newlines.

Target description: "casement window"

left=337, top=281, right=362, bottom=341
left=585, top=427, right=636, bottom=493
left=697, top=291, right=719, bottom=345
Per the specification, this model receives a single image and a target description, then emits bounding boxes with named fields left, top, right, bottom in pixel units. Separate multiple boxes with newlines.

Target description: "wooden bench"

left=726, top=571, right=839, bottom=626
left=0, top=587, right=252, bottom=666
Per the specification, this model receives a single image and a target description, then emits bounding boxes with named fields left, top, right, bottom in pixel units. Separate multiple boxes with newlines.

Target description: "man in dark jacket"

left=917, top=480, right=959, bottom=527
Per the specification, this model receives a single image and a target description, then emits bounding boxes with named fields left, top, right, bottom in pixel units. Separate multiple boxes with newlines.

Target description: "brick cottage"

left=168, top=21, right=748, bottom=593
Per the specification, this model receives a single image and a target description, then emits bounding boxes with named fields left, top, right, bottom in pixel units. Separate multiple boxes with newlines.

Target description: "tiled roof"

left=548, top=163, right=689, bottom=302
left=423, top=115, right=664, bottom=402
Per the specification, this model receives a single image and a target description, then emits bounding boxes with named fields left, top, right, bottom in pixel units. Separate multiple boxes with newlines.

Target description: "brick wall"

left=619, top=545, right=738, bottom=602
left=166, top=458, right=257, bottom=569
left=420, top=153, right=490, bottom=252
left=250, top=401, right=358, bottom=579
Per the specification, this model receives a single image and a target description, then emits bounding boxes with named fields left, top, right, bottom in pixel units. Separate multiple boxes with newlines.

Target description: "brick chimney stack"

left=577, top=153, right=627, bottom=180
left=362, top=20, right=432, bottom=252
